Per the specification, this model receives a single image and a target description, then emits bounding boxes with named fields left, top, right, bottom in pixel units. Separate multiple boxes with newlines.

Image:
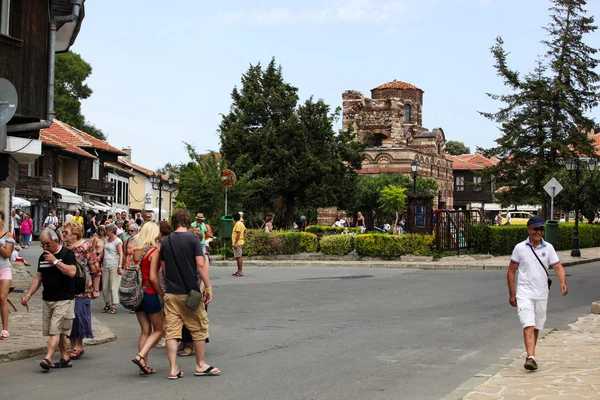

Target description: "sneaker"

left=524, top=357, right=538, bottom=371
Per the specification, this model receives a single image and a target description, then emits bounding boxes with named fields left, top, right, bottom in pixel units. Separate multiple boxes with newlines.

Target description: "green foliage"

left=54, top=52, right=106, bottom=140
left=219, top=58, right=365, bottom=227
left=319, top=235, right=354, bottom=255
left=445, top=141, right=471, bottom=155
left=243, top=230, right=318, bottom=255
left=354, top=234, right=434, bottom=259
left=466, top=223, right=491, bottom=253
left=481, top=1, right=599, bottom=212
left=305, top=225, right=361, bottom=234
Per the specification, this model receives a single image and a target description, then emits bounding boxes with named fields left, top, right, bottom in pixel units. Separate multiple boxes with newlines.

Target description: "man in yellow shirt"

left=71, top=209, right=84, bottom=225
left=232, top=212, right=247, bottom=277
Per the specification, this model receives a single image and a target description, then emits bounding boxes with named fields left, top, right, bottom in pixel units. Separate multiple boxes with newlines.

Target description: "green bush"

left=305, top=225, right=361, bottom=234
left=466, top=223, right=491, bottom=253
left=243, top=230, right=318, bottom=255
left=320, top=235, right=354, bottom=255
left=354, top=234, right=434, bottom=259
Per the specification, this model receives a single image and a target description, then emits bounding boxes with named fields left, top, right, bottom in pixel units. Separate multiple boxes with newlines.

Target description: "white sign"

left=544, top=177, right=563, bottom=197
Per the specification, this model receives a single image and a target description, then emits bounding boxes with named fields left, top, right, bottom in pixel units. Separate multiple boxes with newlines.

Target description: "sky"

left=73, top=0, right=600, bottom=170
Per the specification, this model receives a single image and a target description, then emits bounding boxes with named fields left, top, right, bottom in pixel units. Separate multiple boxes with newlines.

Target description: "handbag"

left=529, top=245, right=552, bottom=289
left=166, top=235, right=203, bottom=310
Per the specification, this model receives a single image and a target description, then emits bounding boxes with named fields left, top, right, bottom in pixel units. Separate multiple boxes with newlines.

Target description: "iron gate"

left=435, top=209, right=485, bottom=254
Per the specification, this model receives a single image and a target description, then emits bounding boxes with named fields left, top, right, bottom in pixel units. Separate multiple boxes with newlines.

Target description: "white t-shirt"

left=44, top=215, right=58, bottom=226
left=510, top=238, right=559, bottom=300
left=64, top=214, right=73, bottom=223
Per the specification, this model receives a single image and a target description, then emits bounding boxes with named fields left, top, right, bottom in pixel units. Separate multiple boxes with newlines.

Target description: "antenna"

left=0, top=78, right=18, bottom=126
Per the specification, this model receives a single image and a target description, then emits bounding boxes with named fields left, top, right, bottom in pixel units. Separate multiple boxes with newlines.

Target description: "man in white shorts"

left=507, top=215, right=568, bottom=371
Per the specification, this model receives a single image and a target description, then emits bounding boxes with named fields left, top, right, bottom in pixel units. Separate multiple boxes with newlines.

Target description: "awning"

left=52, top=188, right=82, bottom=204
left=90, top=200, right=111, bottom=212
left=12, top=197, right=31, bottom=208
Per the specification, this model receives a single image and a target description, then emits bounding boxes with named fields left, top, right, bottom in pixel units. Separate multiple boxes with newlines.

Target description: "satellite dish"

left=0, top=78, right=18, bottom=126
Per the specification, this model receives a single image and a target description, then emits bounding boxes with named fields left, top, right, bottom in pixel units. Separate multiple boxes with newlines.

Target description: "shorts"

left=43, top=300, right=75, bottom=336
left=135, top=292, right=162, bottom=315
left=234, top=245, right=243, bottom=258
left=164, top=293, right=209, bottom=341
left=0, top=267, right=11, bottom=280
left=13, top=228, right=20, bottom=236
left=200, top=244, right=207, bottom=255
left=517, top=297, right=548, bottom=330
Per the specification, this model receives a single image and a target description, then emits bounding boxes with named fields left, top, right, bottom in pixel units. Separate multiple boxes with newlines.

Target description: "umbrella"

left=12, top=197, right=31, bottom=208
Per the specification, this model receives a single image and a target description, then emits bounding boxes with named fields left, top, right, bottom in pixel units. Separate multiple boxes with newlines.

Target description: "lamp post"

left=150, top=173, right=176, bottom=222
left=564, top=157, right=597, bottom=257
left=411, top=160, right=419, bottom=194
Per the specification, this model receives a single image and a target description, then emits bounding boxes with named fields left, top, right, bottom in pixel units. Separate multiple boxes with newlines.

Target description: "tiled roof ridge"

left=372, top=80, right=422, bottom=91
left=48, top=120, right=126, bottom=155
left=118, top=157, right=179, bottom=183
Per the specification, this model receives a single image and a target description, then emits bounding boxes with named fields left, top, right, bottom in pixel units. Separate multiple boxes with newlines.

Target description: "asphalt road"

left=2, top=247, right=599, bottom=399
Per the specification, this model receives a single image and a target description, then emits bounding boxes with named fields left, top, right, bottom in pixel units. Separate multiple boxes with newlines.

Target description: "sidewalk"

left=0, top=261, right=116, bottom=364
left=442, top=309, right=600, bottom=400
left=210, top=247, right=600, bottom=270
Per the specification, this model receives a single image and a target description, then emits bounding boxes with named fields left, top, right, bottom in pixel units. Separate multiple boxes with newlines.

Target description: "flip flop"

left=232, top=272, right=244, bottom=277
left=178, top=347, right=194, bottom=357
left=168, top=371, right=184, bottom=380
left=194, top=366, right=221, bottom=376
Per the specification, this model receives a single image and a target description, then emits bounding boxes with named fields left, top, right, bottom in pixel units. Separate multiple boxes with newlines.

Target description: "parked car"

left=501, top=211, right=534, bottom=225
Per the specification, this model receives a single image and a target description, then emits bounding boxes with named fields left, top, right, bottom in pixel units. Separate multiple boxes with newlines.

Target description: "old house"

left=342, top=80, right=454, bottom=208
left=446, top=153, right=498, bottom=211
left=0, top=0, right=85, bottom=226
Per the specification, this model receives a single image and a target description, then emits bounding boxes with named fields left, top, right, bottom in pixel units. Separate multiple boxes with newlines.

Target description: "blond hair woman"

left=131, top=222, right=165, bottom=375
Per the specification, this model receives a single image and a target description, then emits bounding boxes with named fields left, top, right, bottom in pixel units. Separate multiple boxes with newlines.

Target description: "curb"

left=439, top=329, right=554, bottom=400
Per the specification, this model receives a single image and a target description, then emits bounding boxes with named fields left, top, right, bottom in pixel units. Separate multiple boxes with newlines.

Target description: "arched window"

left=404, top=104, right=411, bottom=123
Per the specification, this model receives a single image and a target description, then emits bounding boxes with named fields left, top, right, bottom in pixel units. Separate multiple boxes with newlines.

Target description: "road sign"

left=544, top=177, right=563, bottom=220
left=220, top=169, right=236, bottom=188
left=544, top=177, right=563, bottom=197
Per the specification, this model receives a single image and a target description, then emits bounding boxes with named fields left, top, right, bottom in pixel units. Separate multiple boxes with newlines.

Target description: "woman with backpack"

left=131, top=222, right=165, bottom=375
left=63, top=221, right=101, bottom=359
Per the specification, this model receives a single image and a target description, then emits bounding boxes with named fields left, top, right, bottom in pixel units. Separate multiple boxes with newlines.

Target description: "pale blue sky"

left=74, top=0, right=600, bottom=169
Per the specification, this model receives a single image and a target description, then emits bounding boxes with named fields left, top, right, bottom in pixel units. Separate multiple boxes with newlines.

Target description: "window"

left=117, top=181, right=123, bottom=204
left=27, top=158, right=42, bottom=177
left=455, top=176, right=464, bottom=191
left=124, top=182, right=129, bottom=206
left=0, top=0, right=10, bottom=35
left=91, top=159, right=100, bottom=180
left=404, top=104, right=411, bottom=123
left=473, top=176, right=482, bottom=191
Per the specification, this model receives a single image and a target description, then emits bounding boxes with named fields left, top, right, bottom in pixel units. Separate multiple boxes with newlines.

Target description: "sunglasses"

left=531, top=227, right=545, bottom=232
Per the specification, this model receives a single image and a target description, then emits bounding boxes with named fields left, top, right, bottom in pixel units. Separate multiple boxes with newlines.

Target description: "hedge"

left=305, top=225, right=362, bottom=234
left=320, top=235, right=354, bottom=255
left=466, top=222, right=600, bottom=255
left=354, top=234, right=434, bottom=259
left=244, top=230, right=318, bottom=256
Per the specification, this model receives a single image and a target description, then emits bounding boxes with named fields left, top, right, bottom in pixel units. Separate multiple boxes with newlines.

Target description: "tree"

left=445, top=141, right=471, bottom=155
left=54, top=51, right=107, bottom=140
left=219, top=58, right=364, bottom=226
left=481, top=0, right=599, bottom=213
left=379, top=185, right=407, bottom=232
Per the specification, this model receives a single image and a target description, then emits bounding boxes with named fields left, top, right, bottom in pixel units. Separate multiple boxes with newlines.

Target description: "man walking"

left=21, top=229, right=77, bottom=370
left=160, top=209, right=220, bottom=379
left=507, top=215, right=568, bottom=371
left=232, top=212, right=247, bottom=277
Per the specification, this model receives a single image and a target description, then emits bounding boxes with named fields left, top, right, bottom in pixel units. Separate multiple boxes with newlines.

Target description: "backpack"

left=73, top=258, right=87, bottom=295
left=118, top=247, right=152, bottom=310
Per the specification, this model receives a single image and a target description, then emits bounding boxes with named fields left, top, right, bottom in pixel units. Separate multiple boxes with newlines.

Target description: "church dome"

left=372, top=80, right=423, bottom=92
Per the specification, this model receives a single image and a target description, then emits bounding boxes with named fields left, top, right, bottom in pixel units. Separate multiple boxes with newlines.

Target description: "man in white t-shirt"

left=43, top=210, right=59, bottom=229
left=507, top=215, right=568, bottom=371
left=64, top=212, right=73, bottom=225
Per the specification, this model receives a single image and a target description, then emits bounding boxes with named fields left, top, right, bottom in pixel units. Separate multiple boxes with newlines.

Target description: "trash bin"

left=545, top=220, right=558, bottom=246
left=220, top=215, right=234, bottom=240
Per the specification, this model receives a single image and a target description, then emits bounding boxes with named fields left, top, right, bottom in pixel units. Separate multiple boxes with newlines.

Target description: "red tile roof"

left=118, top=158, right=179, bottom=183
left=446, top=153, right=498, bottom=171
left=455, top=153, right=499, bottom=167
left=372, top=80, right=423, bottom=92
left=40, top=129, right=96, bottom=159
left=42, top=120, right=126, bottom=156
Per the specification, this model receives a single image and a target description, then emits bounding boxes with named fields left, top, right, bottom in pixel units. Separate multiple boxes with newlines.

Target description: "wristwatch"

left=53, top=259, right=59, bottom=265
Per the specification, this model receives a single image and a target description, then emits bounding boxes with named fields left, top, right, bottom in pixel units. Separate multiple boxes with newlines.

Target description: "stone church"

left=342, top=80, right=453, bottom=208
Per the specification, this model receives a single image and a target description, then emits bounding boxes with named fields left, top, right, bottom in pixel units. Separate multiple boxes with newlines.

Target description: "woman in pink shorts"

left=0, top=211, right=15, bottom=340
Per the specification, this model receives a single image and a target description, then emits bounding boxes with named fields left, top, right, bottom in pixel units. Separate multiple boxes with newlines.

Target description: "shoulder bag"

left=528, top=245, right=552, bottom=289
left=166, top=235, right=203, bottom=310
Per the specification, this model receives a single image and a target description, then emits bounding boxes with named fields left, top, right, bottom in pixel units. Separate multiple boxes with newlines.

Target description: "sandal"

left=232, top=272, right=244, bottom=277
left=40, top=358, right=52, bottom=371
left=101, top=305, right=110, bottom=313
left=132, top=354, right=149, bottom=375
left=0, top=330, right=8, bottom=340
left=69, top=349, right=84, bottom=359
left=50, top=358, right=72, bottom=368
left=140, top=366, right=156, bottom=375
left=178, top=346, right=194, bottom=357
left=109, top=307, right=117, bottom=314
left=194, top=365, right=221, bottom=376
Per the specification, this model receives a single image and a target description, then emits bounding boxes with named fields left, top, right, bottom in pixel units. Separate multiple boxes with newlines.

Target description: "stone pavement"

left=0, top=261, right=116, bottom=363
left=210, top=246, right=600, bottom=270
left=442, top=311, right=600, bottom=400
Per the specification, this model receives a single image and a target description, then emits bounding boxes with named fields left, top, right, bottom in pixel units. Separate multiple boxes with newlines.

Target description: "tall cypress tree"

left=482, top=0, right=599, bottom=210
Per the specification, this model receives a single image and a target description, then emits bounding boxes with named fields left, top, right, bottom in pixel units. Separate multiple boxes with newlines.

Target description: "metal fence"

left=435, top=209, right=485, bottom=254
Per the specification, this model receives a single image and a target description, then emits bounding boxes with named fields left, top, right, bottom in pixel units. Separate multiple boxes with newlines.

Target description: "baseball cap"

left=527, top=216, right=544, bottom=227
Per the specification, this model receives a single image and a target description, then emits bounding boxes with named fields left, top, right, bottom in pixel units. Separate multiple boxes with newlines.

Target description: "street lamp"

left=150, top=173, right=177, bottom=221
left=564, top=157, right=597, bottom=257
left=411, top=160, right=419, bottom=194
